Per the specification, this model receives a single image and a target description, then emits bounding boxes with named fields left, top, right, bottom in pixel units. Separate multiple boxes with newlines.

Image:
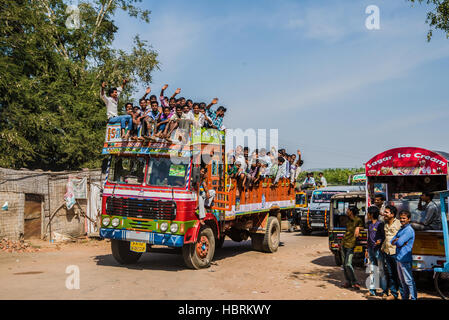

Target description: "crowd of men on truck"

left=340, top=192, right=443, bottom=300
left=100, top=80, right=306, bottom=223
left=101, top=79, right=226, bottom=143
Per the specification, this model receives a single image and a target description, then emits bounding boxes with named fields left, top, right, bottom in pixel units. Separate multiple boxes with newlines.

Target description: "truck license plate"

left=130, top=241, right=146, bottom=253
left=311, top=222, right=324, bottom=227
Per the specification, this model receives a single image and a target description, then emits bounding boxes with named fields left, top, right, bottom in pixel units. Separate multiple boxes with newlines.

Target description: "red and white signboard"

left=365, top=147, right=448, bottom=176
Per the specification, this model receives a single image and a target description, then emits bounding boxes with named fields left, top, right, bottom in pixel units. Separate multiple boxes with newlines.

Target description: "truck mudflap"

left=100, top=228, right=184, bottom=247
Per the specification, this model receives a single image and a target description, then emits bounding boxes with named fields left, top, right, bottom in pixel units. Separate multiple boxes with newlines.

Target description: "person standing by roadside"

left=380, top=204, right=402, bottom=300
left=365, top=206, right=386, bottom=297
left=340, top=206, right=364, bottom=290
left=392, top=210, right=417, bottom=300
left=374, top=193, right=386, bottom=222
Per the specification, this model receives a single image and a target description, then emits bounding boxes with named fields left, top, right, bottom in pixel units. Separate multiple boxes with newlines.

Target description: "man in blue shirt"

left=205, top=98, right=226, bottom=130
left=392, top=210, right=417, bottom=300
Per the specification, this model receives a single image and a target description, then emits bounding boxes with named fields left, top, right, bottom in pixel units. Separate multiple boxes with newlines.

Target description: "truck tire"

left=251, top=233, right=264, bottom=252
left=300, top=222, right=312, bottom=235
left=334, top=252, right=342, bottom=266
left=262, top=216, right=281, bottom=253
left=111, top=239, right=142, bottom=265
left=182, top=226, right=215, bottom=270
left=434, top=272, right=449, bottom=300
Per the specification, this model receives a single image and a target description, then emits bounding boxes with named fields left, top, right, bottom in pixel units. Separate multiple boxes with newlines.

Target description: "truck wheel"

left=111, top=240, right=142, bottom=265
left=262, top=216, right=281, bottom=253
left=434, top=272, right=449, bottom=300
left=251, top=233, right=264, bottom=252
left=334, top=252, right=342, bottom=266
left=182, top=227, right=215, bottom=270
left=300, top=223, right=312, bottom=235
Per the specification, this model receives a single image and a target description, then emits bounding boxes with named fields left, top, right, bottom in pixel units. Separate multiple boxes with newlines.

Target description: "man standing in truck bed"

left=192, top=166, right=215, bottom=225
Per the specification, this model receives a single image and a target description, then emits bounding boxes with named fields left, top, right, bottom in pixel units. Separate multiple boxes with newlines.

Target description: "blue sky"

left=111, top=0, right=449, bottom=169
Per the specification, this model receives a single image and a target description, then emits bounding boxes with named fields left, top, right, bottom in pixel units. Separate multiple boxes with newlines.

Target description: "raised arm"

left=121, top=78, right=128, bottom=90
left=100, top=81, right=107, bottom=101
left=206, top=98, right=219, bottom=110
left=171, top=88, right=181, bottom=99
left=160, top=84, right=168, bottom=97
left=141, top=86, right=151, bottom=101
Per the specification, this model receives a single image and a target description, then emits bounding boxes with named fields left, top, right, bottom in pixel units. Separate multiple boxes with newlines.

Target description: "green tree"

left=297, top=168, right=365, bottom=186
left=408, top=0, right=449, bottom=41
left=0, top=0, right=159, bottom=170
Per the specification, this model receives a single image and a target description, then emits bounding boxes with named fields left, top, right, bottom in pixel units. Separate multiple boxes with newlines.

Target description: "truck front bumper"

left=100, top=228, right=184, bottom=247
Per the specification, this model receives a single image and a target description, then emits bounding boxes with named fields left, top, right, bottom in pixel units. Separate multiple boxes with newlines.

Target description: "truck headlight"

left=102, top=217, right=111, bottom=227
left=111, top=218, right=120, bottom=228
left=170, top=223, right=179, bottom=233
left=160, top=222, right=169, bottom=232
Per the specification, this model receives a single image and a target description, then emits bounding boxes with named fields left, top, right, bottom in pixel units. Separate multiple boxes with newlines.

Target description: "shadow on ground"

left=94, top=239, right=272, bottom=271
left=308, top=254, right=441, bottom=300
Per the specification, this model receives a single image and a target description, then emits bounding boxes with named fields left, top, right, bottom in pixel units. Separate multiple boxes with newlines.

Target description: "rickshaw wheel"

left=434, top=272, right=449, bottom=300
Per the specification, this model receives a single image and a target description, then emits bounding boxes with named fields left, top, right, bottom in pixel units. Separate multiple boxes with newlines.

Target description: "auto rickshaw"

left=289, top=190, right=311, bottom=232
left=328, top=191, right=368, bottom=266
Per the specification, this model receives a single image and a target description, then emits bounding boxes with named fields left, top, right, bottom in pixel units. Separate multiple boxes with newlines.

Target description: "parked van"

left=299, top=185, right=365, bottom=235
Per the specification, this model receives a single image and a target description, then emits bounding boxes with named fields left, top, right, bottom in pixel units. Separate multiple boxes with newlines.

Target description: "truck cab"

left=299, top=185, right=365, bottom=235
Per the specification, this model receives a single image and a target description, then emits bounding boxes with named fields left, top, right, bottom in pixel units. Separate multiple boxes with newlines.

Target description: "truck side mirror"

left=101, top=158, right=109, bottom=174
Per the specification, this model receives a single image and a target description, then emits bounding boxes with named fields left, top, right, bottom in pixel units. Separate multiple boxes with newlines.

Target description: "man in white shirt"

left=319, top=172, right=328, bottom=187
left=274, top=157, right=286, bottom=184
left=101, top=79, right=132, bottom=140
left=186, top=103, right=205, bottom=127
left=302, top=172, right=316, bottom=189
left=235, top=145, right=247, bottom=172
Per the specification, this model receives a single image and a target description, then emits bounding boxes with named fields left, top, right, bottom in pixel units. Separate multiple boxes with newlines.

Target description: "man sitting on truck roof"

left=101, top=79, right=133, bottom=140
left=411, top=192, right=442, bottom=231
left=205, top=98, right=226, bottom=130
left=301, top=172, right=316, bottom=190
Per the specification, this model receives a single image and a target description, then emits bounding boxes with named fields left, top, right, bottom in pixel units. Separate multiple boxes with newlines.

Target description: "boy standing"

left=381, top=205, right=402, bottom=300
left=341, top=206, right=363, bottom=290
left=392, top=210, right=417, bottom=300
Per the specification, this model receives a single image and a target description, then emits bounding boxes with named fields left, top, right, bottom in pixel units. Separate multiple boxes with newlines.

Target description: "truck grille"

left=106, top=197, right=177, bottom=220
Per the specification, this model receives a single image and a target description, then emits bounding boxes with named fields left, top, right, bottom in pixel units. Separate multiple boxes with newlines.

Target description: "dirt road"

left=0, top=231, right=440, bottom=300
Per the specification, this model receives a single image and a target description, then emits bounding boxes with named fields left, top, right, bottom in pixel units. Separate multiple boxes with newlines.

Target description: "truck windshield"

left=146, top=157, right=190, bottom=187
left=296, top=193, right=306, bottom=205
left=312, top=191, right=341, bottom=203
left=108, top=156, right=146, bottom=185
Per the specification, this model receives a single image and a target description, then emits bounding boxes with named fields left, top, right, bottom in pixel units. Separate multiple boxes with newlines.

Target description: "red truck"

left=100, top=123, right=295, bottom=269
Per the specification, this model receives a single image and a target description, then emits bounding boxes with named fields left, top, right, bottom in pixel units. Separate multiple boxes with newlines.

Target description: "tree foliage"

left=297, top=168, right=365, bottom=186
left=0, top=0, right=159, bottom=170
left=408, top=0, right=449, bottom=41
